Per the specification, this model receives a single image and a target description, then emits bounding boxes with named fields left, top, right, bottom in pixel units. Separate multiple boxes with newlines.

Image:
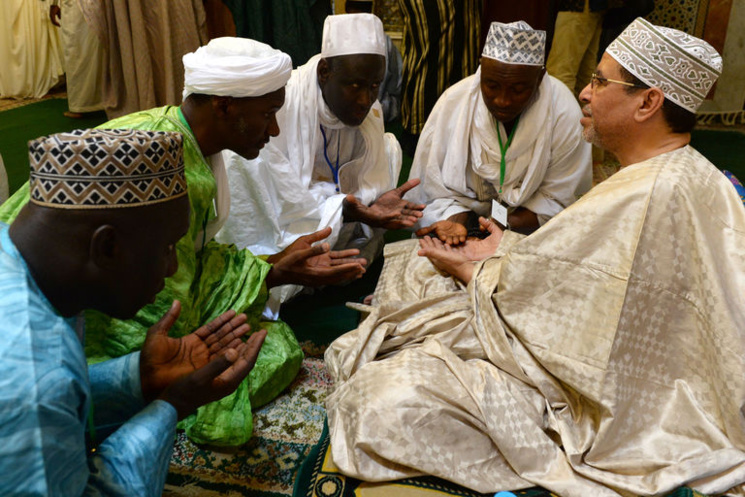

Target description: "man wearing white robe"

left=409, top=21, right=592, bottom=242
left=50, top=0, right=105, bottom=116
left=325, top=18, right=745, bottom=496
left=217, top=14, right=424, bottom=277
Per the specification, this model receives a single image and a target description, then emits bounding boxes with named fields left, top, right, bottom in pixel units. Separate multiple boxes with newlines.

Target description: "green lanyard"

left=496, top=116, right=519, bottom=195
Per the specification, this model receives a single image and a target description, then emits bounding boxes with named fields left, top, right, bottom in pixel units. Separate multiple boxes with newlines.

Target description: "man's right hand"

left=49, top=5, right=61, bottom=27
left=159, top=329, right=267, bottom=420
left=452, top=217, right=504, bottom=261
left=415, top=220, right=468, bottom=246
left=265, top=227, right=367, bottom=288
left=417, top=236, right=474, bottom=284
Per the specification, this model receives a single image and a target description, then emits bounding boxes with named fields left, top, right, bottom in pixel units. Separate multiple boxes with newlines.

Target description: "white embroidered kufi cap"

left=606, top=17, right=722, bottom=113
left=482, top=21, right=546, bottom=66
left=182, top=37, right=292, bottom=100
left=321, top=13, right=386, bottom=58
left=28, top=129, right=187, bottom=209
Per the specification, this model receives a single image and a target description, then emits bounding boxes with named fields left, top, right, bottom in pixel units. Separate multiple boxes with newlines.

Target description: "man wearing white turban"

left=216, top=14, right=425, bottom=304
left=0, top=37, right=366, bottom=447
left=323, top=18, right=745, bottom=495
left=407, top=20, right=592, bottom=244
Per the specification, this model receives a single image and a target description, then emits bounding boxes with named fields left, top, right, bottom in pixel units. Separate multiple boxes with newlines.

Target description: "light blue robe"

left=0, top=223, right=177, bottom=496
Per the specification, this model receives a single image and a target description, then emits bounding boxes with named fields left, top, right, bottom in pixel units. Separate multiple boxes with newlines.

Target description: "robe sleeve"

left=88, top=352, right=145, bottom=436
left=86, top=400, right=177, bottom=497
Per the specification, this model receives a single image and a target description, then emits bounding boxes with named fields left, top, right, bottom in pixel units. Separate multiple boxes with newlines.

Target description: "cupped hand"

left=266, top=227, right=367, bottom=288
left=159, top=329, right=267, bottom=420
left=140, top=301, right=254, bottom=402
left=452, top=217, right=504, bottom=261
left=415, top=220, right=468, bottom=246
left=417, top=236, right=474, bottom=284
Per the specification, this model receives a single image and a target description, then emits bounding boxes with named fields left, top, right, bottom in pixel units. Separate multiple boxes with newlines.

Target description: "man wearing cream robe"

left=325, top=18, right=745, bottom=496
left=409, top=21, right=592, bottom=240
left=217, top=14, right=424, bottom=287
left=50, top=0, right=105, bottom=116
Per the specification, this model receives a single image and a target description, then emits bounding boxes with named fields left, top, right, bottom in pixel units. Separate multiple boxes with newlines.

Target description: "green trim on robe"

left=0, top=106, right=303, bottom=446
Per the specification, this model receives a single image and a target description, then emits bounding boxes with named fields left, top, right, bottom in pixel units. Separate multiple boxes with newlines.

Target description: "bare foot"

left=63, top=111, right=84, bottom=119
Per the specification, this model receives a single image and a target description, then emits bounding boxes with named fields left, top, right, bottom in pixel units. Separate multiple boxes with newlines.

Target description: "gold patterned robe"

left=325, top=146, right=745, bottom=496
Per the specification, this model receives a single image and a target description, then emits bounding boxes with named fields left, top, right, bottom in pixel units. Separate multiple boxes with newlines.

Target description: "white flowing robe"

left=326, top=146, right=745, bottom=496
left=407, top=69, right=592, bottom=228
left=0, top=0, right=64, bottom=99
left=217, top=54, right=401, bottom=258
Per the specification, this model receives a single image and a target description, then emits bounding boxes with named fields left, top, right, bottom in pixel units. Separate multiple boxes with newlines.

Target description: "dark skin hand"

left=265, top=227, right=367, bottom=288
left=140, top=300, right=256, bottom=402
left=49, top=5, right=61, bottom=27
left=506, top=207, right=539, bottom=235
left=342, top=178, right=425, bottom=230
left=416, top=212, right=469, bottom=246
left=417, top=205, right=539, bottom=244
left=159, top=328, right=267, bottom=420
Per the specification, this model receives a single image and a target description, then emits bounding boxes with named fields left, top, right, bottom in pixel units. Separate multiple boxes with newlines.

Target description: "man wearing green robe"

left=0, top=37, right=366, bottom=446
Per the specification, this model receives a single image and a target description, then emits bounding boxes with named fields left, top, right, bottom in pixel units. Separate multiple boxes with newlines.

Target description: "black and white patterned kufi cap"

left=606, top=17, right=722, bottom=113
left=28, top=128, right=188, bottom=209
left=482, top=21, right=546, bottom=66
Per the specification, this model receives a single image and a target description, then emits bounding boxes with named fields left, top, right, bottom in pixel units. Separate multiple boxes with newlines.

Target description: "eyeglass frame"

left=590, top=72, right=649, bottom=90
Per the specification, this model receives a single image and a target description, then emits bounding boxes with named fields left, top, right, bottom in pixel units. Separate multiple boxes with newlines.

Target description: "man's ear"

left=635, top=87, right=665, bottom=123
left=211, top=95, right=233, bottom=118
left=89, top=225, right=119, bottom=270
left=317, top=58, right=330, bottom=87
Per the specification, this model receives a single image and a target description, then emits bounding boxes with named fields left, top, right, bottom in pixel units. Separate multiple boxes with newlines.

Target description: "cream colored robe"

left=0, top=0, right=63, bottom=99
left=58, top=0, right=104, bottom=113
left=407, top=69, right=592, bottom=228
left=79, top=0, right=207, bottom=118
left=326, top=146, right=745, bottom=496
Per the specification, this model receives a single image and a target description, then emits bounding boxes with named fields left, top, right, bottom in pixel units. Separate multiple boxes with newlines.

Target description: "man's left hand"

left=140, top=301, right=253, bottom=402
left=343, top=178, right=425, bottom=229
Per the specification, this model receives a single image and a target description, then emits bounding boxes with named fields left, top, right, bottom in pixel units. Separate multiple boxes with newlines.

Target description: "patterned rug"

left=164, top=342, right=331, bottom=497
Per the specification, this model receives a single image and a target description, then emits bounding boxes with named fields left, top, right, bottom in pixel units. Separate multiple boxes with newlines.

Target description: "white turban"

left=182, top=37, right=292, bottom=100
left=321, top=13, right=386, bottom=58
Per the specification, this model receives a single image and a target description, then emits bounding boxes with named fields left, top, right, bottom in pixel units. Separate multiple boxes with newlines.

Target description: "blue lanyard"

left=320, top=125, right=341, bottom=193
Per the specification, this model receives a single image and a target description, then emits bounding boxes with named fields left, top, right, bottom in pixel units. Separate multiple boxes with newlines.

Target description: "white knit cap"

left=606, top=17, right=722, bottom=113
left=482, top=21, right=546, bottom=66
left=321, top=13, right=386, bottom=58
left=182, top=37, right=292, bottom=100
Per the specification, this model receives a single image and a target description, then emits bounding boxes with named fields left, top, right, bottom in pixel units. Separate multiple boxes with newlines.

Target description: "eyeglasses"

left=590, top=73, right=648, bottom=90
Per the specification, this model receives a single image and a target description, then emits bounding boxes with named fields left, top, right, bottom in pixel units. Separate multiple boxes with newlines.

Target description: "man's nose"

left=268, top=114, right=280, bottom=137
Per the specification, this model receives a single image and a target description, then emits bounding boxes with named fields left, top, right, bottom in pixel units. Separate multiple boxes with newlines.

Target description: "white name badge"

left=491, top=199, right=508, bottom=227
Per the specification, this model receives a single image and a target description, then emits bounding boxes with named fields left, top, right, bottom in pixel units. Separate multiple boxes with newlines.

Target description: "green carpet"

left=0, top=98, right=107, bottom=195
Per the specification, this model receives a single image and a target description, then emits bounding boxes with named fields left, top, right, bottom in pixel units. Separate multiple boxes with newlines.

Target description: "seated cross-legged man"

left=0, top=129, right=267, bottom=496
left=408, top=21, right=592, bottom=243
left=217, top=13, right=424, bottom=303
left=0, top=38, right=367, bottom=446
left=324, top=18, right=745, bottom=496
